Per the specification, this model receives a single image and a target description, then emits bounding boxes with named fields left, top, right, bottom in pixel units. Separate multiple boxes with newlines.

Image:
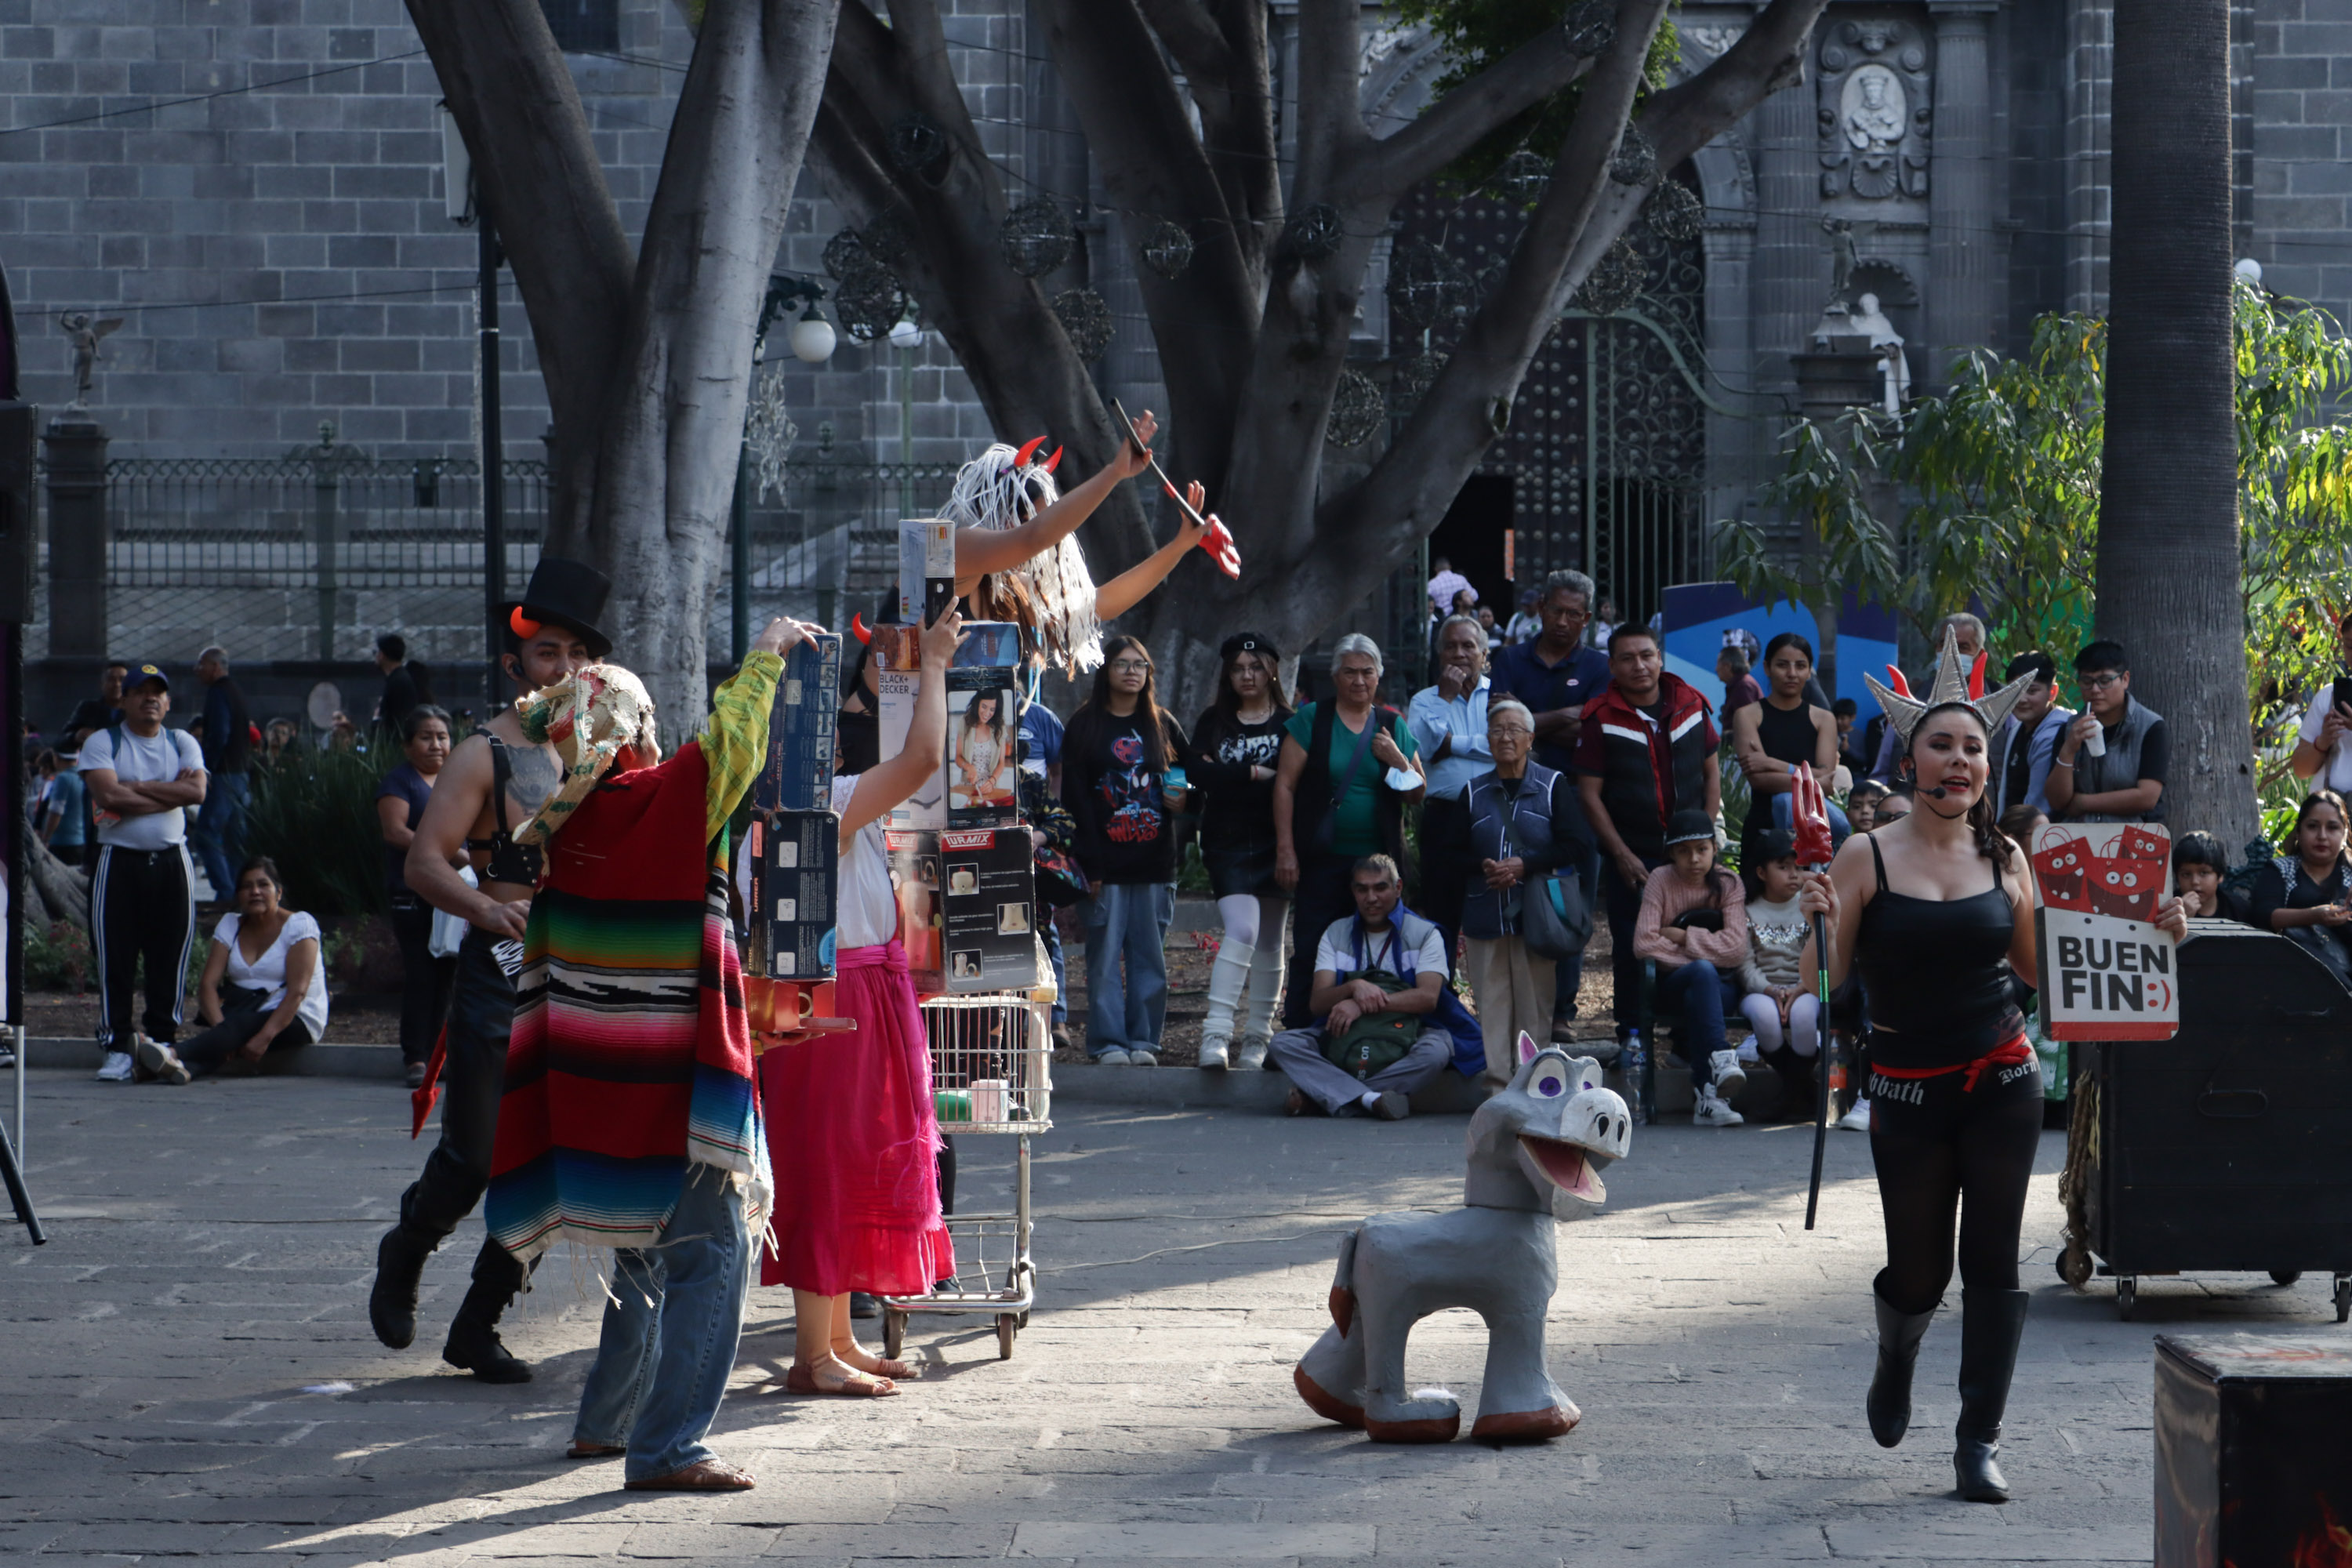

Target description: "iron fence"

left=31, top=445, right=974, bottom=669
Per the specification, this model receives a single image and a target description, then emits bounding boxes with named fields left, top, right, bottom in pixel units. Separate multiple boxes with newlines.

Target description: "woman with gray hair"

left=1459, top=699, right=1590, bottom=1084
left=1272, top=633, right=1426, bottom=1028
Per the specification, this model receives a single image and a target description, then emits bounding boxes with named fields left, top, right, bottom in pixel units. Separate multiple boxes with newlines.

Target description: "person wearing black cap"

left=367, top=556, right=608, bottom=1384
left=1184, top=632, right=1294, bottom=1070
left=80, top=661, right=207, bottom=1083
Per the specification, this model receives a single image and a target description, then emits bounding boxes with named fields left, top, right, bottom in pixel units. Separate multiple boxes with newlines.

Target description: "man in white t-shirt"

left=78, top=662, right=208, bottom=1082
left=2292, top=612, right=2352, bottom=794
left=1265, top=854, right=1456, bottom=1120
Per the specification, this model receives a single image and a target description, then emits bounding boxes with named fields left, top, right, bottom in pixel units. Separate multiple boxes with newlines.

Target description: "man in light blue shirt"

left=1406, top=613, right=1493, bottom=963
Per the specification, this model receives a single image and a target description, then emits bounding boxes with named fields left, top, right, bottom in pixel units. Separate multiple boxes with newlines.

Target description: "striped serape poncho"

left=485, top=654, right=780, bottom=1261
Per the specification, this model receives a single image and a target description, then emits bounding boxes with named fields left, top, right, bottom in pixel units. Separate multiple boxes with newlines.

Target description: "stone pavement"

left=0, top=1068, right=2337, bottom=1565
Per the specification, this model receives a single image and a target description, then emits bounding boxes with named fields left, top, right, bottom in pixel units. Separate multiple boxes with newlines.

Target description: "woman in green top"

left=1272, top=633, right=1425, bottom=1028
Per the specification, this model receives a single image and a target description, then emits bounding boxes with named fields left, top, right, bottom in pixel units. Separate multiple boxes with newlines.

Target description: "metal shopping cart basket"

left=880, top=991, right=1054, bottom=1360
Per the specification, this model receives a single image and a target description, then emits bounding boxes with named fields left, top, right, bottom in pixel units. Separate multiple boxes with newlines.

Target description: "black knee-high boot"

left=1953, top=1288, right=2029, bottom=1501
left=1866, top=1272, right=1936, bottom=1448
left=442, top=1238, right=535, bottom=1384
left=1767, top=1045, right=1817, bottom=1123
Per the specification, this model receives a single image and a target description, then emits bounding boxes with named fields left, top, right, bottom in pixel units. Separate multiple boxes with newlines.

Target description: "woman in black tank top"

left=1731, top=634, right=1849, bottom=862
left=1801, top=695, right=2187, bottom=1504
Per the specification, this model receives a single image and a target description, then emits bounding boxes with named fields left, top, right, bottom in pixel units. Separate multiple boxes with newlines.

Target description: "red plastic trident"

left=1790, top=761, right=1835, bottom=870
left=1164, top=481, right=1242, bottom=578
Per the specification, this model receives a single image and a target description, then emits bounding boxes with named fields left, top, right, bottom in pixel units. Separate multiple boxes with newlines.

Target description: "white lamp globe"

left=789, top=308, right=837, bottom=365
left=2234, top=257, right=2263, bottom=285
left=887, top=316, right=923, bottom=351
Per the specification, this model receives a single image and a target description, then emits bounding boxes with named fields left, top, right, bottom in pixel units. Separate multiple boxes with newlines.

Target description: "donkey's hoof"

left=1293, top=1364, right=1365, bottom=1430
left=1364, top=1412, right=1462, bottom=1443
left=1471, top=1403, right=1580, bottom=1443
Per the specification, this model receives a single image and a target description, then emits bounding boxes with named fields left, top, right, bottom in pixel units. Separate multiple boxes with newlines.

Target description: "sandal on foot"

left=623, top=1457, right=755, bottom=1491
left=566, top=1441, right=625, bottom=1461
left=785, top=1362, right=898, bottom=1397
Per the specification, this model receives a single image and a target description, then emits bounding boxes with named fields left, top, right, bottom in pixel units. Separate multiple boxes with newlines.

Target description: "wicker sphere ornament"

left=862, top=209, right=917, bottom=273
left=1051, top=287, right=1113, bottom=361
left=1610, top=122, right=1658, bottom=185
left=835, top=265, right=913, bottom=343
left=1644, top=179, right=1705, bottom=243
left=1564, top=0, right=1616, bottom=57
left=1141, top=220, right=1195, bottom=280
left=1497, top=149, right=1552, bottom=207
left=887, top=111, right=949, bottom=175
left=822, top=227, right=873, bottom=281
left=1574, top=238, right=1647, bottom=316
left=1386, top=241, right=1474, bottom=330
left=1001, top=198, right=1075, bottom=278
left=1286, top=202, right=1345, bottom=261
left=1325, top=367, right=1385, bottom=448
left=1390, top=351, right=1447, bottom=416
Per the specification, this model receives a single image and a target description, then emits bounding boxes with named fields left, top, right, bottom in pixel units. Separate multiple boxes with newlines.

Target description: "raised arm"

left=952, top=412, right=1157, bottom=589
left=841, top=607, right=965, bottom=839
left=1094, top=477, right=1212, bottom=622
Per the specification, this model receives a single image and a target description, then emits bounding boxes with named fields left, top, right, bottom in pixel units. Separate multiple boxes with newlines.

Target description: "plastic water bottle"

left=1621, top=1028, right=1650, bottom=1123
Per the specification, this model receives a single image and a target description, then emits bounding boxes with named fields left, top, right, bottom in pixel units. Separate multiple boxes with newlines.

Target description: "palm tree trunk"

left=2097, top=0, right=2255, bottom=845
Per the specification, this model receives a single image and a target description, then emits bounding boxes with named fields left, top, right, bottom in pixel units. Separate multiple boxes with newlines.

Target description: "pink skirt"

left=760, top=940, right=956, bottom=1295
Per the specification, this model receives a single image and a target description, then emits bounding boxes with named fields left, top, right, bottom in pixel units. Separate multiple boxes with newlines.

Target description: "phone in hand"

left=2332, top=674, right=2352, bottom=717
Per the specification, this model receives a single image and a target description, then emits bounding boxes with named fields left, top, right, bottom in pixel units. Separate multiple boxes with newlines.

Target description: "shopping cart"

left=880, top=991, right=1054, bottom=1361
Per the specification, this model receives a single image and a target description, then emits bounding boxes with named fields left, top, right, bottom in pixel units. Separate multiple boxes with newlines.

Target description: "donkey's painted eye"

left=1533, top=1071, right=1566, bottom=1098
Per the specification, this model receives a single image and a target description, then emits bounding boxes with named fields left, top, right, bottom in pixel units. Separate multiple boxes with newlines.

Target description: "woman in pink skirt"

left=761, top=605, right=962, bottom=1396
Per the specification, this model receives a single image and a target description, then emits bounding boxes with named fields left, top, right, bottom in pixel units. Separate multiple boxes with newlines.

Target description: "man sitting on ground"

left=1267, top=855, right=1454, bottom=1120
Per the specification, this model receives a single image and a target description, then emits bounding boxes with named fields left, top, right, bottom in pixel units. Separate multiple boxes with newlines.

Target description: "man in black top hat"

left=368, top=557, right=610, bottom=1382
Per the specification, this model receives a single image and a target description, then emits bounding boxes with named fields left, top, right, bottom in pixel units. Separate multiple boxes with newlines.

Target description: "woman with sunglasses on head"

left=1184, top=633, right=1293, bottom=1070
left=1800, top=630, right=2184, bottom=1504
left=1062, top=636, right=1191, bottom=1065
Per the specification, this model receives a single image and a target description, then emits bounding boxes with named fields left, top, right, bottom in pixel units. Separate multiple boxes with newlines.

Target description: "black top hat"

left=503, top=557, right=613, bottom=658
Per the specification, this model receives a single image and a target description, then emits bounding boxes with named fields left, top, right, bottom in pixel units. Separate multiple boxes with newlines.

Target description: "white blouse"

left=215, top=910, right=330, bottom=1040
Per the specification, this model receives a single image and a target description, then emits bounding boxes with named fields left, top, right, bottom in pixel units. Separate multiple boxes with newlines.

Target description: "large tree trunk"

left=409, top=0, right=841, bottom=724
left=2097, top=0, right=2256, bottom=845
left=815, top=0, right=1829, bottom=715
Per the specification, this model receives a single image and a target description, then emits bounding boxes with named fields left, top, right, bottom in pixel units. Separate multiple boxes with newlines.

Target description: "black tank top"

left=1853, top=834, right=2024, bottom=1066
left=1755, top=699, right=1819, bottom=771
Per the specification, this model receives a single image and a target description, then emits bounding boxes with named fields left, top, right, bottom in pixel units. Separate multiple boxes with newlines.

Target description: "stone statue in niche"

left=1817, top=17, right=1933, bottom=203
left=1848, top=292, right=1911, bottom=412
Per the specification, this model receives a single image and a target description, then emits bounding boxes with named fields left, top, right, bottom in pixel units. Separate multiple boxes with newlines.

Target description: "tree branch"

left=1134, top=0, right=1234, bottom=83
left=1642, top=0, right=1831, bottom=165
left=1291, top=0, right=1368, bottom=186
left=1343, top=24, right=1592, bottom=202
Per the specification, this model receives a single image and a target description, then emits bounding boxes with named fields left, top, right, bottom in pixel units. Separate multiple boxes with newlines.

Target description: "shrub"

left=242, top=743, right=397, bottom=917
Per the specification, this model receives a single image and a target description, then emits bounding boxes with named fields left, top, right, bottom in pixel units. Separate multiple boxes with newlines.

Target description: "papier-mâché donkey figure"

left=1293, top=1034, right=1633, bottom=1443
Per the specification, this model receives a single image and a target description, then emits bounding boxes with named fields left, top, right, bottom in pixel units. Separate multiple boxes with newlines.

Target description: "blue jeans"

left=1041, top=910, right=1067, bottom=1025
left=1080, top=881, right=1175, bottom=1055
left=1657, top=959, right=1727, bottom=1089
left=192, top=771, right=249, bottom=900
left=572, top=1166, right=750, bottom=1482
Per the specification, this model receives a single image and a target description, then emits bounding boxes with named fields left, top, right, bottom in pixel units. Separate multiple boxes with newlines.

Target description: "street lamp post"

left=437, top=103, right=506, bottom=713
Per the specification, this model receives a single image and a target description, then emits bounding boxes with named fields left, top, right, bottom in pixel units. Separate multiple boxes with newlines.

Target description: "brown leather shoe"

left=623, top=1457, right=755, bottom=1491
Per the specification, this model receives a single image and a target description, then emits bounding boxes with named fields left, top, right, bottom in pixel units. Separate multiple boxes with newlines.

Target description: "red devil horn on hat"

left=850, top=612, right=873, bottom=645
left=1886, top=665, right=1912, bottom=699
left=1013, top=436, right=1047, bottom=467
left=1969, top=649, right=1987, bottom=701
left=1044, top=445, right=1063, bottom=473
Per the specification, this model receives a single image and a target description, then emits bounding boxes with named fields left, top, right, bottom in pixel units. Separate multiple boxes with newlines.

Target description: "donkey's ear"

left=1516, top=1031, right=1541, bottom=1067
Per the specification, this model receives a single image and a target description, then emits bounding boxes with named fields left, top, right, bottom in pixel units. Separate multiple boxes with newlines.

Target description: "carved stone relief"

left=1817, top=16, right=1933, bottom=202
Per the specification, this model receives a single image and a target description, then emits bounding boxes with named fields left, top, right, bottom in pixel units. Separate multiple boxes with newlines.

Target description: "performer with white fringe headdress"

left=1797, top=626, right=2187, bottom=1505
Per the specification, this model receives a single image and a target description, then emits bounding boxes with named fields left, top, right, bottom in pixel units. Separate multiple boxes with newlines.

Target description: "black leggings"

left=1867, top=1047, right=2044, bottom=1314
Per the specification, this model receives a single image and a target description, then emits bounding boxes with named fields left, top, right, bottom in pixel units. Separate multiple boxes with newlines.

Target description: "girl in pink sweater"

left=1634, top=808, right=1752, bottom=1126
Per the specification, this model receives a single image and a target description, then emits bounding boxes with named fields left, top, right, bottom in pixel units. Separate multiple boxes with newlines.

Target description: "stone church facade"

left=4, top=1, right=2350, bottom=676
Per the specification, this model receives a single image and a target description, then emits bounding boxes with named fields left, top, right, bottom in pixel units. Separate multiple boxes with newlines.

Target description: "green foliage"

left=244, top=744, right=397, bottom=917
left=1395, top=0, right=1680, bottom=195
left=1719, top=281, right=2352, bottom=771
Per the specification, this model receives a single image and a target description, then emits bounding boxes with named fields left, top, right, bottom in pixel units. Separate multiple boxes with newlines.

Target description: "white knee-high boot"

left=1235, top=914, right=1288, bottom=1070
left=1198, top=938, right=1253, bottom=1069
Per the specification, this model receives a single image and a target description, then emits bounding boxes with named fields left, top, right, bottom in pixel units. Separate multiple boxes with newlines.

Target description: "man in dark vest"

left=367, top=557, right=609, bottom=1383
left=1272, top=634, right=1426, bottom=1028
left=2045, top=639, right=2167, bottom=823
left=1574, top=622, right=1720, bottom=1047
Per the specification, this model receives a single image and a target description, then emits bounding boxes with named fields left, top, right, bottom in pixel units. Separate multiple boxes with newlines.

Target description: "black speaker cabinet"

left=2155, top=1334, right=2352, bottom=1566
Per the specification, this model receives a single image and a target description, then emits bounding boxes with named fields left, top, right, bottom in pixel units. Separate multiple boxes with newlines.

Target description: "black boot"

left=441, top=1240, right=533, bottom=1384
left=368, top=1221, right=439, bottom=1351
left=1769, top=1046, right=1818, bottom=1123
left=1866, top=1274, right=1936, bottom=1448
left=1953, top=1287, right=2029, bottom=1502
